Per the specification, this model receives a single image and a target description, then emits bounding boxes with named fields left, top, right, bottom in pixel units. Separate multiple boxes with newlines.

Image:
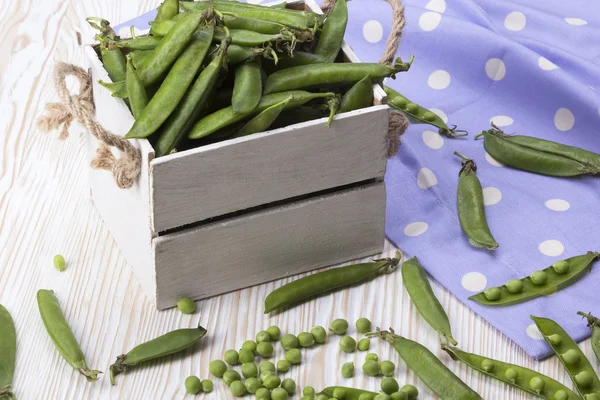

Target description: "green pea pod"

left=470, top=252, right=600, bottom=307
left=402, top=257, right=457, bottom=345
left=263, top=56, right=414, bottom=94
left=339, top=75, right=373, bottom=113
left=109, top=325, right=207, bottom=385
left=531, top=316, right=600, bottom=398
left=455, top=152, right=499, bottom=250
left=508, top=134, right=600, bottom=168
left=126, top=27, right=214, bottom=139
left=232, top=59, right=262, bottom=114
left=320, top=387, right=378, bottom=400
left=129, top=49, right=153, bottom=69
left=154, top=39, right=229, bottom=157
left=189, top=91, right=338, bottom=139
left=0, top=305, right=16, bottom=400
left=385, top=86, right=467, bottom=138
left=442, top=344, right=579, bottom=400
left=314, top=0, right=348, bottom=62
left=205, top=44, right=278, bottom=65
left=150, top=0, right=179, bottom=36
left=99, top=80, right=128, bottom=98
left=223, top=15, right=291, bottom=35
left=37, top=290, right=101, bottom=382
left=148, top=20, right=175, bottom=37
left=578, top=312, right=600, bottom=364
left=272, top=51, right=326, bottom=70
left=213, top=28, right=297, bottom=50
left=125, top=56, right=149, bottom=119
left=115, top=35, right=163, bottom=50
left=476, top=126, right=600, bottom=176
left=235, top=94, right=293, bottom=137
left=367, top=329, right=483, bottom=400
left=270, top=2, right=287, bottom=9
left=264, top=252, right=401, bottom=314
left=99, top=39, right=127, bottom=83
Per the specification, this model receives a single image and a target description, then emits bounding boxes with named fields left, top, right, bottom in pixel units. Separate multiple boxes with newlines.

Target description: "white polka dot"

left=554, top=108, right=575, bottom=131
left=419, top=12, right=442, bottom=31
left=429, top=108, right=448, bottom=123
left=363, top=20, right=383, bottom=43
left=538, top=57, right=559, bottom=71
left=539, top=240, right=565, bottom=257
left=526, top=324, right=545, bottom=340
left=565, top=17, right=587, bottom=26
left=489, top=116, right=514, bottom=127
left=422, top=130, right=444, bottom=149
left=404, top=222, right=428, bottom=237
left=483, top=187, right=502, bottom=205
left=485, top=58, right=506, bottom=81
left=428, top=70, right=451, bottom=90
left=545, top=199, right=570, bottom=211
left=417, top=168, right=438, bottom=189
left=461, top=272, right=487, bottom=292
left=485, top=152, right=504, bottom=167
left=504, top=11, right=526, bottom=31
left=425, top=0, right=446, bottom=13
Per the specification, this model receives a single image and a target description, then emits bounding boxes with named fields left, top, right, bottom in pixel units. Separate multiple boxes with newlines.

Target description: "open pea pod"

left=320, top=386, right=378, bottom=400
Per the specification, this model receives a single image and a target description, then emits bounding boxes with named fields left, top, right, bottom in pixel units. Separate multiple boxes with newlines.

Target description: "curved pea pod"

left=129, top=49, right=153, bottom=69
left=320, top=387, right=378, bottom=400
left=223, top=15, right=295, bottom=35
left=98, top=39, right=127, bottom=83
left=232, top=59, right=263, bottom=114
left=367, top=329, right=483, bottom=400
left=384, top=86, right=466, bottom=138
left=470, top=252, right=600, bottom=307
left=0, top=305, right=16, bottom=400
left=125, top=56, right=149, bottom=119
left=508, top=134, right=600, bottom=168
left=402, top=257, right=457, bottom=345
left=126, top=27, right=214, bottom=139
left=531, top=315, right=600, bottom=398
left=264, top=252, right=401, bottom=314
left=339, top=75, right=373, bottom=113
left=442, top=344, right=580, bottom=400
left=188, top=91, right=338, bottom=139
left=148, top=20, right=176, bottom=37
left=109, top=325, right=207, bottom=385
left=213, top=28, right=297, bottom=51
left=150, top=0, right=179, bottom=36
left=455, top=152, right=498, bottom=250
left=115, top=35, right=162, bottom=50
left=234, top=95, right=293, bottom=138
left=477, top=126, right=600, bottom=177
left=578, top=312, right=600, bottom=363
left=314, top=0, right=348, bottom=63
left=37, top=290, right=101, bottom=382
left=264, top=56, right=414, bottom=94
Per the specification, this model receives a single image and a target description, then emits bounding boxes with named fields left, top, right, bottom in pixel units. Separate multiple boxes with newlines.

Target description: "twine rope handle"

left=38, top=62, right=142, bottom=189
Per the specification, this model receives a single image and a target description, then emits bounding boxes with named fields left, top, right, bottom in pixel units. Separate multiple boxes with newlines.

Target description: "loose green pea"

left=363, top=359, right=380, bottom=376
left=548, top=334, right=563, bottom=346
left=552, top=260, right=570, bottom=274
left=374, top=395, right=390, bottom=400
left=506, top=279, right=524, bottom=294
left=209, top=359, right=227, bottom=377
left=356, top=317, right=372, bottom=333
left=231, top=380, right=247, bottom=396
left=257, top=330, right=272, bottom=343
left=311, top=326, right=327, bottom=344
left=333, top=387, right=347, bottom=399
left=340, top=336, right=356, bottom=353
left=260, top=361, right=276, bottom=374
left=242, top=362, right=259, bottom=378
left=185, top=375, right=202, bottom=394
left=242, top=340, right=258, bottom=353
left=530, top=270, right=548, bottom=285
left=272, top=387, right=289, bottom=400
left=201, top=379, right=213, bottom=393
left=554, top=390, right=568, bottom=400
left=505, top=368, right=518, bottom=382
left=54, top=254, right=66, bottom=271
left=281, top=334, right=299, bottom=350
left=481, top=359, right=494, bottom=372
left=264, top=375, right=282, bottom=389
left=285, top=348, right=302, bottom=364
left=381, top=377, right=400, bottom=394
left=281, top=378, right=296, bottom=394
left=529, top=376, right=545, bottom=393
left=176, top=297, right=195, bottom=314
left=223, top=370, right=242, bottom=386
left=561, top=349, right=581, bottom=365
left=224, top=349, right=240, bottom=365
left=267, top=326, right=282, bottom=340
left=357, top=338, right=370, bottom=351
left=484, top=287, right=502, bottom=301
left=575, top=371, right=595, bottom=387
left=365, top=353, right=379, bottom=361
left=277, top=359, right=291, bottom=372
left=298, top=332, right=315, bottom=347
left=380, top=360, right=395, bottom=377
left=342, top=361, right=354, bottom=378
left=256, top=387, right=271, bottom=399
left=400, top=384, right=419, bottom=400
left=245, top=377, right=262, bottom=394
left=390, top=392, right=408, bottom=400
left=303, top=386, right=316, bottom=397
left=257, top=341, right=274, bottom=357
left=331, top=319, right=349, bottom=335
left=240, top=348, right=255, bottom=364
left=260, top=370, right=274, bottom=383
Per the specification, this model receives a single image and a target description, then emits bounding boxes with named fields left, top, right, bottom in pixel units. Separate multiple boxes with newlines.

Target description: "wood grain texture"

left=1, top=0, right=598, bottom=399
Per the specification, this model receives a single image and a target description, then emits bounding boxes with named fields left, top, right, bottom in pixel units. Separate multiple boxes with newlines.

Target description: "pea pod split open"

left=0, top=304, right=16, bottom=400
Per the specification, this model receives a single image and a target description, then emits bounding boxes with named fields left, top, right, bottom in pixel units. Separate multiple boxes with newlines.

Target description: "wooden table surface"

left=1, top=1, right=597, bottom=399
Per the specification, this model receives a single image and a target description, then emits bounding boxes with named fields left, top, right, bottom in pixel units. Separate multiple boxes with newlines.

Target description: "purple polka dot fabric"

left=114, top=0, right=600, bottom=358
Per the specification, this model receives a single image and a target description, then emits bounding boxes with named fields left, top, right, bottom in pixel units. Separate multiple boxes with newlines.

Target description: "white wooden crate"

left=85, top=0, right=390, bottom=309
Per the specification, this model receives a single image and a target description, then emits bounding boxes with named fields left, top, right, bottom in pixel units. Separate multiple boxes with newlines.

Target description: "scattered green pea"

left=264, top=375, right=282, bottom=389
left=53, top=254, right=66, bottom=271
left=505, top=368, right=518, bottom=382
left=242, top=362, right=259, bottom=378
left=356, top=317, right=372, bottom=333
left=277, top=359, right=291, bottom=373
left=201, top=379, right=213, bottom=393
left=224, top=349, right=240, bottom=365
left=363, top=359, right=380, bottom=376
left=231, top=380, right=247, bottom=396
left=311, top=326, right=327, bottom=344
left=303, top=386, right=316, bottom=397
left=575, top=371, right=595, bottom=387
left=209, top=359, right=227, bottom=377
left=561, top=349, right=582, bottom=365
left=260, top=361, right=276, bottom=374
left=176, top=297, right=195, bottom=314
left=381, top=377, right=400, bottom=395
left=281, top=378, right=296, bottom=394
left=256, top=387, right=271, bottom=399
left=272, top=387, right=290, bottom=400
left=548, top=334, right=563, bottom=346
left=530, top=270, right=548, bottom=285
left=286, top=348, right=302, bottom=364
left=185, top=375, right=202, bottom=394
left=390, top=392, right=408, bottom=400
left=281, top=334, right=299, bottom=350
left=552, top=260, right=570, bottom=274
left=554, top=390, right=569, bottom=400
left=484, top=287, right=501, bottom=301
left=260, top=370, right=274, bottom=383
left=257, top=330, right=272, bottom=343
left=331, top=319, right=349, bottom=335
left=257, top=341, right=274, bottom=357
left=342, top=361, right=354, bottom=378
left=506, top=279, right=524, bottom=294
left=242, top=340, right=258, bottom=353
left=357, top=338, right=370, bottom=351
left=380, top=360, right=395, bottom=377
left=374, top=394, right=390, bottom=400
left=240, top=348, right=255, bottom=364
left=245, top=377, right=262, bottom=394
left=400, top=384, right=419, bottom=400
left=340, top=336, right=356, bottom=353
left=529, top=376, right=545, bottom=393
left=298, top=332, right=315, bottom=347
left=267, top=326, right=282, bottom=340
left=223, top=370, right=242, bottom=386
left=333, top=387, right=347, bottom=399
left=481, top=359, right=494, bottom=372
left=365, top=353, right=379, bottom=361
